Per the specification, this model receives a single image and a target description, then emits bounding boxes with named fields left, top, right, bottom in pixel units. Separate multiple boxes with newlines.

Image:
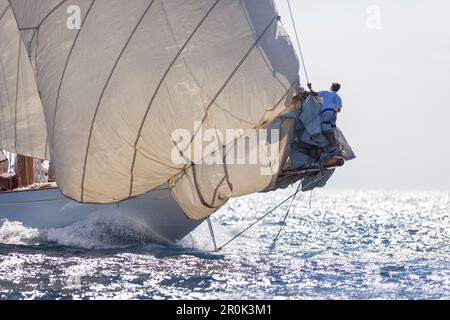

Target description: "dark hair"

left=331, top=82, right=341, bottom=92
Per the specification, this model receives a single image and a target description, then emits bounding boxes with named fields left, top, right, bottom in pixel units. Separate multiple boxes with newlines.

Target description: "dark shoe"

left=323, top=156, right=345, bottom=168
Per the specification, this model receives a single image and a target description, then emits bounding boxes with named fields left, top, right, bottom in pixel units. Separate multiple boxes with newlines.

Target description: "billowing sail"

left=8, top=0, right=300, bottom=218
left=0, top=0, right=49, bottom=160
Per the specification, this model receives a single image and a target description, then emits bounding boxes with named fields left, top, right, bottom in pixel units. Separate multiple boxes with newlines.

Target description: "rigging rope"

left=208, top=4, right=314, bottom=252
left=269, top=181, right=302, bottom=252
left=207, top=217, right=218, bottom=252
left=217, top=173, right=324, bottom=251
left=286, top=0, right=310, bottom=84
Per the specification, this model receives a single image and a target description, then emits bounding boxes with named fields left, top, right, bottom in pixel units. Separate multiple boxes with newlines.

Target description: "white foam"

left=46, top=209, right=165, bottom=249
left=0, top=219, right=40, bottom=245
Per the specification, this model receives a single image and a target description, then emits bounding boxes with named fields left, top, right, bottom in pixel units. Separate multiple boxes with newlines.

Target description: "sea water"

left=0, top=189, right=449, bottom=300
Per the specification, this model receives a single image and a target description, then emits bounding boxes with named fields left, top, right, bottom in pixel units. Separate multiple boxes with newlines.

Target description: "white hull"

left=0, top=186, right=203, bottom=244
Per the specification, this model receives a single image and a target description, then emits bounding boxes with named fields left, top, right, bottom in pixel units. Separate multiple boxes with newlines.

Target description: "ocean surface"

left=0, top=189, right=449, bottom=300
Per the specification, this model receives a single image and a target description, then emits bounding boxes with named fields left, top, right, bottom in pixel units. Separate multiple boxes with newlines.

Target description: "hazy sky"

left=275, top=0, right=450, bottom=190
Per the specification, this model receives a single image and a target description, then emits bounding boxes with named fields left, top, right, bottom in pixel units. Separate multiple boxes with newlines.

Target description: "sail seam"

left=25, top=0, right=68, bottom=41
left=159, top=0, right=256, bottom=127
left=35, top=28, right=49, bottom=159
left=183, top=14, right=280, bottom=155
left=3, top=2, right=17, bottom=152
left=221, top=139, right=234, bottom=193
left=18, top=26, right=38, bottom=30
left=37, top=0, right=68, bottom=27
left=0, top=5, right=10, bottom=23
left=128, top=0, right=221, bottom=197
left=190, top=128, right=232, bottom=209
left=15, top=0, right=67, bottom=29
left=210, top=176, right=226, bottom=207
left=191, top=165, right=217, bottom=209
left=268, top=79, right=297, bottom=112
left=169, top=80, right=295, bottom=192
left=80, top=0, right=157, bottom=202
left=51, top=0, right=95, bottom=153
left=14, top=33, right=21, bottom=153
left=34, top=28, right=40, bottom=82
left=5, top=1, right=56, bottom=160
left=22, top=0, right=69, bottom=95
left=240, top=4, right=289, bottom=91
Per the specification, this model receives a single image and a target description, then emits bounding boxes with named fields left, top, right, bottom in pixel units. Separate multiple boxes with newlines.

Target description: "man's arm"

left=307, top=83, right=319, bottom=96
left=336, top=95, right=343, bottom=112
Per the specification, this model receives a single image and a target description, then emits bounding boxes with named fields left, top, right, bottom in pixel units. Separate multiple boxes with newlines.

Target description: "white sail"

left=9, top=0, right=299, bottom=217
left=0, top=0, right=49, bottom=160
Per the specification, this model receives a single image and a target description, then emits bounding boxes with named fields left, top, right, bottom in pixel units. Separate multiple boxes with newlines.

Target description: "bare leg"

left=321, top=132, right=344, bottom=167
left=323, top=132, right=338, bottom=150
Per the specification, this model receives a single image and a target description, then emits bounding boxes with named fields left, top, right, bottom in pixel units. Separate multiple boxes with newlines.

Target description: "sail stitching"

left=14, top=33, right=21, bottom=153
left=240, top=5, right=289, bottom=91
left=18, top=26, right=38, bottom=30
left=0, top=4, right=10, bottom=22
left=218, top=128, right=234, bottom=194
left=191, top=165, right=217, bottom=209
left=1, top=3, right=15, bottom=150
left=128, top=0, right=221, bottom=197
left=4, top=1, right=59, bottom=159
left=210, top=176, right=227, bottom=207
left=51, top=0, right=95, bottom=153
left=19, top=0, right=68, bottom=31
left=35, top=28, right=49, bottom=159
left=169, top=80, right=296, bottom=192
left=22, top=0, right=69, bottom=53
left=34, top=28, right=40, bottom=80
left=6, top=1, right=19, bottom=155
left=191, top=127, right=232, bottom=209
left=180, top=76, right=297, bottom=195
left=80, top=0, right=157, bottom=202
left=183, top=14, right=280, bottom=154
left=267, top=79, right=297, bottom=112
left=159, top=0, right=244, bottom=206
left=159, top=0, right=256, bottom=127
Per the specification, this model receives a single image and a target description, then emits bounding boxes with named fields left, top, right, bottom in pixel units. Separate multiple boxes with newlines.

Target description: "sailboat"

left=1, top=0, right=354, bottom=244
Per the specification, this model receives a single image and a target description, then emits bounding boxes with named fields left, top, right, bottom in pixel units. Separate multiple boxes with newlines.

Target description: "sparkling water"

left=0, top=189, right=449, bottom=300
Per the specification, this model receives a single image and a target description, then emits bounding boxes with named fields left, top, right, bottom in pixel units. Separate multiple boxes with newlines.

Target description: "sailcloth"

left=6, top=0, right=300, bottom=218
left=0, top=0, right=49, bottom=160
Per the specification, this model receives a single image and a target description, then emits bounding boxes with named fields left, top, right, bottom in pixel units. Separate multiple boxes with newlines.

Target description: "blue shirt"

left=318, top=91, right=343, bottom=111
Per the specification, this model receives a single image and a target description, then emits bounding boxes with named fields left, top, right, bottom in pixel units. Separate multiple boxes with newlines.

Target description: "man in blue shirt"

left=308, top=82, right=343, bottom=160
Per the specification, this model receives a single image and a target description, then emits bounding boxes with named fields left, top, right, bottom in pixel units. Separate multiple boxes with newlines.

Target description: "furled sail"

left=0, top=0, right=49, bottom=160
left=9, top=0, right=300, bottom=218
